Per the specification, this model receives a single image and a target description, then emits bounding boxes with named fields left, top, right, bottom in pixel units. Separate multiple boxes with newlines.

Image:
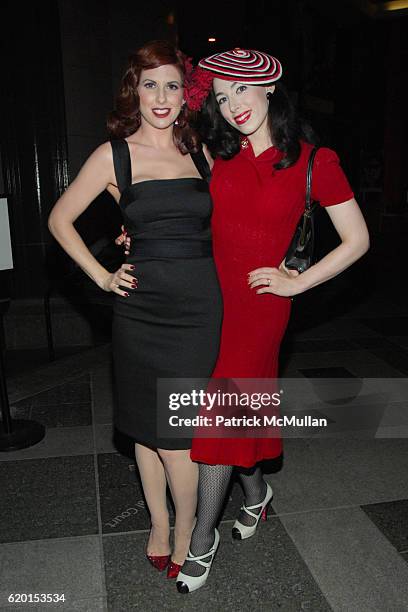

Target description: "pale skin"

left=48, top=63, right=213, bottom=565
left=211, top=77, right=370, bottom=292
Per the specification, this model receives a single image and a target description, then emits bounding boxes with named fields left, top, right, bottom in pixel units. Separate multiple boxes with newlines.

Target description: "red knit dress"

left=190, top=140, right=354, bottom=467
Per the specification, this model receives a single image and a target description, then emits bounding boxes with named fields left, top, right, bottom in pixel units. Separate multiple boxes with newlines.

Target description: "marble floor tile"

left=95, top=424, right=117, bottom=454
left=10, top=374, right=92, bottom=407
left=57, top=597, right=107, bottom=611
left=338, top=296, right=408, bottom=318
left=91, top=367, right=114, bottom=425
left=361, top=499, right=408, bottom=551
left=358, top=316, right=408, bottom=336
left=288, top=318, right=380, bottom=341
left=268, top=438, right=408, bottom=513
left=352, top=337, right=396, bottom=349
left=10, top=402, right=92, bottom=428
left=0, top=426, right=94, bottom=462
left=298, top=366, right=356, bottom=378
left=279, top=506, right=408, bottom=612
left=4, top=346, right=92, bottom=379
left=390, top=335, right=408, bottom=350
left=0, top=535, right=105, bottom=611
left=7, top=344, right=111, bottom=404
left=1, top=597, right=107, bottom=612
left=281, top=349, right=405, bottom=378
left=0, top=455, right=98, bottom=542
left=361, top=346, right=408, bottom=376
left=98, top=453, right=155, bottom=533
left=281, top=338, right=356, bottom=354
left=374, top=400, right=408, bottom=438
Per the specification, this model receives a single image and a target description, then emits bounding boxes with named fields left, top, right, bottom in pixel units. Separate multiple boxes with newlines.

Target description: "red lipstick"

left=234, top=110, right=252, bottom=125
left=152, top=108, right=171, bottom=118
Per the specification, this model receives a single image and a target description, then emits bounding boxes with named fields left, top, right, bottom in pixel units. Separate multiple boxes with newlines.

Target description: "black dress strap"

left=110, top=139, right=132, bottom=193
left=190, top=147, right=212, bottom=183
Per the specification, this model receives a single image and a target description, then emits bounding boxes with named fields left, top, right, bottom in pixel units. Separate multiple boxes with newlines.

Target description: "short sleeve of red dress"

left=311, top=147, right=354, bottom=207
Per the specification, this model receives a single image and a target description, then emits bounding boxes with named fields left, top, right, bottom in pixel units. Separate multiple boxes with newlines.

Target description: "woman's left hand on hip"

left=248, top=264, right=300, bottom=297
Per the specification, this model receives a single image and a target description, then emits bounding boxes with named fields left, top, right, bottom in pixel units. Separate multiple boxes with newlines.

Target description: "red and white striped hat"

left=198, top=48, right=283, bottom=84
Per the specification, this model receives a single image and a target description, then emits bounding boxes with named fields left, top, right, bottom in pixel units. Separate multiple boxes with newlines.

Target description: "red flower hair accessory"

left=184, top=66, right=214, bottom=111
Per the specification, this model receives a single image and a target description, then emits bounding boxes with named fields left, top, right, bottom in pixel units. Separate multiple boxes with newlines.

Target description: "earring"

left=175, top=102, right=186, bottom=126
left=266, top=91, right=272, bottom=101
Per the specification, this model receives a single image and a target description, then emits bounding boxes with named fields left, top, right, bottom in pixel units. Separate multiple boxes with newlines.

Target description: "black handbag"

left=284, top=146, right=319, bottom=273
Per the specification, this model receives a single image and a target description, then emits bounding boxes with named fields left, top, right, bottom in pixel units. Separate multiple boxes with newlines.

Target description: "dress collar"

left=239, top=136, right=282, bottom=163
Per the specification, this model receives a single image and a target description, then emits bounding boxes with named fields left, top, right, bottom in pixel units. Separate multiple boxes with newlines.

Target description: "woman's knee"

left=157, top=448, right=191, bottom=465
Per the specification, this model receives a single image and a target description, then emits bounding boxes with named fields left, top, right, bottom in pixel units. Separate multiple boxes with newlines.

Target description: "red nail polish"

left=129, top=265, right=135, bottom=270
left=124, top=292, right=129, bottom=297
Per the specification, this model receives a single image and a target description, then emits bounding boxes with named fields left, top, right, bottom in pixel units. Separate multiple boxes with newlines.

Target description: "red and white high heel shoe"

left=176, top=528, right=220, bottom=593
left=231, top=482, right=273, bottom=540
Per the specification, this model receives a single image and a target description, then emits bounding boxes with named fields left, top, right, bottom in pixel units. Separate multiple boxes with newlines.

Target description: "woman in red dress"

left=175, top=49, right=370, bottom=593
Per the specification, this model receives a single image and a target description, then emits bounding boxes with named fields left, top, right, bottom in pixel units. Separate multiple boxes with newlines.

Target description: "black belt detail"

left=130, top=239, right=213, bottom=258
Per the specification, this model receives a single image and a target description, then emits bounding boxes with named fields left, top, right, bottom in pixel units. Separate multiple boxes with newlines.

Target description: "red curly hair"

left=107, top=40, right=200, bottom=154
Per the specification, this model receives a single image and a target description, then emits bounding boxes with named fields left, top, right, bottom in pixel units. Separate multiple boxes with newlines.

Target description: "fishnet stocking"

left=180, top=464, right=233, bottom=578
left=236, top=465, right=268, bottom=527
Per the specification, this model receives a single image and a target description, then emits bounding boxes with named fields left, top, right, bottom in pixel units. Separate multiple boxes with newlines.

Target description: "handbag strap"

left=305, top=146, right=319, bottom=213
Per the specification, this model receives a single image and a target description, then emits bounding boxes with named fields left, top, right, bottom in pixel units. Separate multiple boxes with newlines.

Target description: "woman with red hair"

left=48, top=40, right=222, bottom=579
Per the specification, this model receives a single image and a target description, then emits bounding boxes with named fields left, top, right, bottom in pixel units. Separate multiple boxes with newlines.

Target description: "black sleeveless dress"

left=111, top=140, right=223, bottom=450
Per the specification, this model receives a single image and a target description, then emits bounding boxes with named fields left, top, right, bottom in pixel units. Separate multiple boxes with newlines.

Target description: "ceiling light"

left=383, top=0, right=408, bottom=10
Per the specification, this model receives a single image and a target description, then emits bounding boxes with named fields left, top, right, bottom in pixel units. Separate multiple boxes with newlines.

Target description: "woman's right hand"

left=101, top=263, right=137, bottom=296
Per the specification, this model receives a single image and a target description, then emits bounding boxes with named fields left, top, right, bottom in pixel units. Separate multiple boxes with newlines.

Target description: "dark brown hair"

left=107, top=40, right=200, bottom=154
left=198, top=82, right=318, bottom=169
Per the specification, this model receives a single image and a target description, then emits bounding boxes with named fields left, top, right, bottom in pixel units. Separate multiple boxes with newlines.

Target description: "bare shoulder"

left=66, top=141, right=116, bottom=195
left=202, top=143, right=215, bottom=170
left=77, top=141, right=115, bottom=183
left=89, top=141, right=114, bottom=167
